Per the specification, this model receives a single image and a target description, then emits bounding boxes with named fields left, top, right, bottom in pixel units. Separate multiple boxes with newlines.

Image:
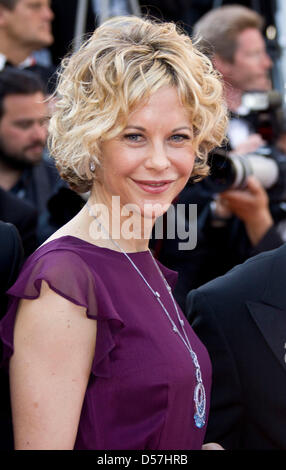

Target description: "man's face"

left=220, top=28, right=273, bottom=92
left=1, top=0, right=54, bottom=50
left=0, top=91, right=49, bottom=170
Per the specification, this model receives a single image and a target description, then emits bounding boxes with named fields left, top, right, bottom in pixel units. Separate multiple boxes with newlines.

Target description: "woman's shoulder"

left=8, top=235, right=98, bottom=292
left=29, top=235, right=111, bottom=267
left=36, top=235, right=95, bottom=255
left=30, top=235, right=128, bottom=277
left=8, top=234, right=131, bottom=303
left=35, top=235, right=120, bottom=260
left=7, top=235, right=100, bottom=321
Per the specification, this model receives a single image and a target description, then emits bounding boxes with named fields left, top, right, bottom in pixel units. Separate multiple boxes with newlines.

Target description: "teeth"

left=146, top=182, right=165, bottom=186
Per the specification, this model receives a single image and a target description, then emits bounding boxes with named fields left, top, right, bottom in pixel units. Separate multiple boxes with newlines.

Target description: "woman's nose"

left=145, top=143, right=171, bottom=171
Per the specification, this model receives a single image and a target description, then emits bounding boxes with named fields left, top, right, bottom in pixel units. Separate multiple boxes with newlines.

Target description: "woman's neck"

left=86, top=195, right=153, bottom=253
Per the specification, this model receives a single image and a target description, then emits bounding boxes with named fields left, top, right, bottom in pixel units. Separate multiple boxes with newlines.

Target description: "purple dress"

left=0, top=236, right=211, bottom=450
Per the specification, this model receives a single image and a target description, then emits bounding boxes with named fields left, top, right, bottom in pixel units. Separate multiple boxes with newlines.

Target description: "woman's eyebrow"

left=124, top=125, right=192, bottom=132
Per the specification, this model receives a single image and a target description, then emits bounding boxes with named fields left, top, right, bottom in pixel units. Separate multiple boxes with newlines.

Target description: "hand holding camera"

left=218, top=175, right=274, bottom=245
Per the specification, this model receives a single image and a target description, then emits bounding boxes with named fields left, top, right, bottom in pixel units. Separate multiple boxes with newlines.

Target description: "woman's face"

left=94, top=86, right=196, bottom=221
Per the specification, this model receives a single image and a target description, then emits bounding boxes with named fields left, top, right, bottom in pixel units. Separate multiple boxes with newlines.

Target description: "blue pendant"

left=194, top=413, right=206, bottom=429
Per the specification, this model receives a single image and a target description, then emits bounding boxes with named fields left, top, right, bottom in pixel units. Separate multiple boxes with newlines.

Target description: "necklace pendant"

left=194, top=413, right=206, bottom=429
left=193, top=382, right=206, bottom=429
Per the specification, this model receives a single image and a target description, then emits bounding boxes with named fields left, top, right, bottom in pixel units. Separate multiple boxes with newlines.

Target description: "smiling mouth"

left=132, top=179, right=175, bottom=193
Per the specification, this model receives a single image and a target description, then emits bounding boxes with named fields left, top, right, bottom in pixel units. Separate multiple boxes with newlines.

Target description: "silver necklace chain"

left=86, top=203, right=206, bottom=428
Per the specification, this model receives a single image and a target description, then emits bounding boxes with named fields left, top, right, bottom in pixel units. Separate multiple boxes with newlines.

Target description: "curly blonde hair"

left=48, top=15, right=228, bottom=193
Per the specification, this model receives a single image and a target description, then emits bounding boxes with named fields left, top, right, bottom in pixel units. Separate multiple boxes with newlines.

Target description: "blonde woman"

left=0, top=16, right=227, bottom=450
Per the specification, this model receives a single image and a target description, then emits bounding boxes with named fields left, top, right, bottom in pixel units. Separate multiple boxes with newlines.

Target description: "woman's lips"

left=132, top=179, right=174, bottom=194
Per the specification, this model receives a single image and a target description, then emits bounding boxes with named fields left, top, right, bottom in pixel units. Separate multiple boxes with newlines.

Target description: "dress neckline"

left=39, top=235, right=151, bottom=257
left=35, top=235, right=178, bottom=288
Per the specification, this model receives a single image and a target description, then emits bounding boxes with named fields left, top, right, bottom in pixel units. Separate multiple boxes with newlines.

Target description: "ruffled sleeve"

left=0, top=246, right=124, bottom=378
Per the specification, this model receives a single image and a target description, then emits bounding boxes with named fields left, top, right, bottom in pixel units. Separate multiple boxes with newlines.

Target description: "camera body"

left=204, top=90, right=286, bottom=204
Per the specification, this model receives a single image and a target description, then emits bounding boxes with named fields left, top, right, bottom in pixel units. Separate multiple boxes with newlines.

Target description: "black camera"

left=205, top=147, right=286, bottom=204
left=203, top=89, right=286, bottom=204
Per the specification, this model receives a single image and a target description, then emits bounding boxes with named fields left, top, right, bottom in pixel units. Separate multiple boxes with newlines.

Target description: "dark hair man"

left=0, top=68, right=61, bottom=242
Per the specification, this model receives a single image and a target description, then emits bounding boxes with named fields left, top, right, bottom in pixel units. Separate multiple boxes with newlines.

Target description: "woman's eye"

left=124, top=133, right=144, bottom=142
left=170, top=134, right=191, bottom=143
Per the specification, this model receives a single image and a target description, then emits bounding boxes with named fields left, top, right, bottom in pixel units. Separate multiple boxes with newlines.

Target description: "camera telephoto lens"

left=205, top=149, right=280, bottom=193
left=205, top=150, right=251, bottom=192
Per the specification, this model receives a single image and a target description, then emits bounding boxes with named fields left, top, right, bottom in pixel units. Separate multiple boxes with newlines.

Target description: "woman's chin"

left=141, top=202, right=171, bottom=220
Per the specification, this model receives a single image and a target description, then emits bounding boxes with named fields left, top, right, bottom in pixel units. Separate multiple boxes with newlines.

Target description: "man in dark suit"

left=0, top=220, right=24, bottom=449
left=0, top=220, right=23, bottom=312
left=0, top=187, right=37, bottom=256
left=186, top=243, right=286, bottom=449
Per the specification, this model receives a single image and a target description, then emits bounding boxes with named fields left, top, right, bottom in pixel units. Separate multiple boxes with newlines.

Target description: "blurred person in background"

left=0, top=0, right=56, bottom=93
left=0, top=68, right=59, bottom=241
left=0, top=67, right=84, bottom=245
left=193, top=4, right=272, bottom=148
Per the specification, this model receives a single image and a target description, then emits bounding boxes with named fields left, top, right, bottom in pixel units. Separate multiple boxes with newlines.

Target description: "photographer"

left=193, top=4, right=285, bottom=246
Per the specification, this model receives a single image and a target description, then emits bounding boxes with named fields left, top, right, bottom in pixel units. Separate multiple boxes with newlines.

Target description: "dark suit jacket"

left=0, top=187, right=38, bottom=256
left=186, top=244, right=286, bottom=450
left=0, top=221, right=24, bottom=309
left=0, top=221, right=24, bottom=450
